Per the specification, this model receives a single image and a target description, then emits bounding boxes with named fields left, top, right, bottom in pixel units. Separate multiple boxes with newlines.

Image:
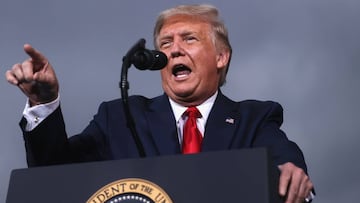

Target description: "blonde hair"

left=153, top=4, right=232, bottom=86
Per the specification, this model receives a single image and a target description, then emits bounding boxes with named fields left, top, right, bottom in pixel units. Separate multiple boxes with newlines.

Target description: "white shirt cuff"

left=22, top=96, right=60, bottom=131
left=305, top=191, right=315, bottom=202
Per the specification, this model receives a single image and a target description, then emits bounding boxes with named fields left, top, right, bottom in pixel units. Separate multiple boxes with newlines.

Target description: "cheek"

left=160, top=68, right=173, bottom=83
left=191, top=44, right=217, bottom=62
left=198, top=58, right=221, bottom=82
left=160, top=69, right=167, bottom=79
left=161, top=50, right=172, bottom=59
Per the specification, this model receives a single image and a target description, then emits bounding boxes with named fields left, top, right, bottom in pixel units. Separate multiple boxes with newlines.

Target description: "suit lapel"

left=202, top=92, right=240, bottom=151
left=145, top=94, right=181, bottom=155
left=143, top=92, right=240, bottom=154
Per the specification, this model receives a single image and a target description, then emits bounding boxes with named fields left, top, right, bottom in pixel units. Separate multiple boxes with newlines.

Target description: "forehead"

left=159, top=15, right=211, bottom=36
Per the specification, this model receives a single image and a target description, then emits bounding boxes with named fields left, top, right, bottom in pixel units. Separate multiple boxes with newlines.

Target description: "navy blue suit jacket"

left=22, top=91, right=307, bottom=172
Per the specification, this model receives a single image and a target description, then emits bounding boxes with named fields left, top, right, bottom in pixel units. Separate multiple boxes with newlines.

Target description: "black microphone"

left=131, top=49, right=168, bottom=70
left=124, top=38, right=167, bottom=70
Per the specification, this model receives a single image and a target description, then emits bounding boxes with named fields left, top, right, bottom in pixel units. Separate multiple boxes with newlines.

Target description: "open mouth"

left=172, top=64, right=191, bottom=78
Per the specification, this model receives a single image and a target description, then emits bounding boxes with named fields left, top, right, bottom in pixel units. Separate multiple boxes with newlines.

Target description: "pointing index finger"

left=23, top=44, right=48, bottom=66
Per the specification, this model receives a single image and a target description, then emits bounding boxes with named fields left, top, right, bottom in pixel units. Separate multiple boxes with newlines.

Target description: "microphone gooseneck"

left=120, top=38, right=167, bottom=158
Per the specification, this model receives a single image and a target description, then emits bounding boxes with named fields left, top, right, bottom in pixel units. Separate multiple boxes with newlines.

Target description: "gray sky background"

left=1, top=0, right=359, bottom=202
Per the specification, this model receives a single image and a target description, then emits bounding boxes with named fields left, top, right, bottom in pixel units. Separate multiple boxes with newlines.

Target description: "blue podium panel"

left=7, top=148, right=282, bottom=203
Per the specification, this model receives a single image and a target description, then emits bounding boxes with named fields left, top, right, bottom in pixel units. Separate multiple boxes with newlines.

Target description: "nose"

left=170, top=41, right=185, bottom=58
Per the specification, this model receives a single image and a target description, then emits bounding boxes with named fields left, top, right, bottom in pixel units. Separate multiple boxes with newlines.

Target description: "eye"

left=185, top=36, right=197, bottom=43
left=159, top=40, right=172, bottom=49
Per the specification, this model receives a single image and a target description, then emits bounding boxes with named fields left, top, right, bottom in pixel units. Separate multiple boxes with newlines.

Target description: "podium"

left=6, top=148, right=282, bottom=203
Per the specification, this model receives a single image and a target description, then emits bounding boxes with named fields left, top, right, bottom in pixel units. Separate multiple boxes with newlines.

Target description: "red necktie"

left=182, top=106, right=203, bottom=154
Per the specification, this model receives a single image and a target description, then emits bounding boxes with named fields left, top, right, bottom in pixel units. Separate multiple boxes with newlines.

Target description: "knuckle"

left=307, top=180, right=314, bottom=189
left=12, top=63, right=20, bottom=70
left=294, top=168, right=305, bottom=176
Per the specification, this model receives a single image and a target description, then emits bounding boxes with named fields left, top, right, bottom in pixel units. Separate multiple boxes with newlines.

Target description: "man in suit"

left=5, top=4, right=314, bottom=203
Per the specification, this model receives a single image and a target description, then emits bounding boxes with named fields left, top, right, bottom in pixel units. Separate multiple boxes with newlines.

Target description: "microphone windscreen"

left=132, top=49, right=167, bottom=70
left=149, top=50, right=168, bottom=70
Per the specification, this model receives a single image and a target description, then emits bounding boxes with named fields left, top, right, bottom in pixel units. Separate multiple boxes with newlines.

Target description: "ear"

left=216, top=49, right=230, bottom=70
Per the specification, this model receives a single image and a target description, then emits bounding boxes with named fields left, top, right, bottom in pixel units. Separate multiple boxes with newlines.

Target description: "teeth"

left=176, top=73, right=188, bottom=78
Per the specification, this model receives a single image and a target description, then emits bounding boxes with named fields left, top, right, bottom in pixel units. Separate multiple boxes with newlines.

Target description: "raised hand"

left=5, top=44, right=59, bottom=106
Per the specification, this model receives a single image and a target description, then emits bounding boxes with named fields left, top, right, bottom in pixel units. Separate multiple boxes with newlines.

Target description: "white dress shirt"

left=168, top=91, right=217, bottom=146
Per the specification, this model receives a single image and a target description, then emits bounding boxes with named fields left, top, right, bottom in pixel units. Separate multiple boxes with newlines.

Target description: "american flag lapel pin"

left=225, top=117, right=235, bottom=124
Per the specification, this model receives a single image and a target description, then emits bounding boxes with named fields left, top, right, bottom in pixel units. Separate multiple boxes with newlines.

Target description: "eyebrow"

left=159, top=30, right=198, bottom=40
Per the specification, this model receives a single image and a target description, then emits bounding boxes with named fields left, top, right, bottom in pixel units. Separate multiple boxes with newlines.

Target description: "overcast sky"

left=1, top=0, right=359, bottom=202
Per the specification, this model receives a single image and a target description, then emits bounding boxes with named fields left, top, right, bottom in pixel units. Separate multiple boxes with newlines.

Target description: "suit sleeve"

left=20, top=104, right=110, bottom=167
left=252, top=102, right=308, bottom=173
left=21, top=107, right=70, bottom=167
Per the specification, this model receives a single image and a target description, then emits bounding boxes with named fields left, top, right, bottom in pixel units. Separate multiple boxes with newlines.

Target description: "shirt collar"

left=169, top=91, right=218, bottom=122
